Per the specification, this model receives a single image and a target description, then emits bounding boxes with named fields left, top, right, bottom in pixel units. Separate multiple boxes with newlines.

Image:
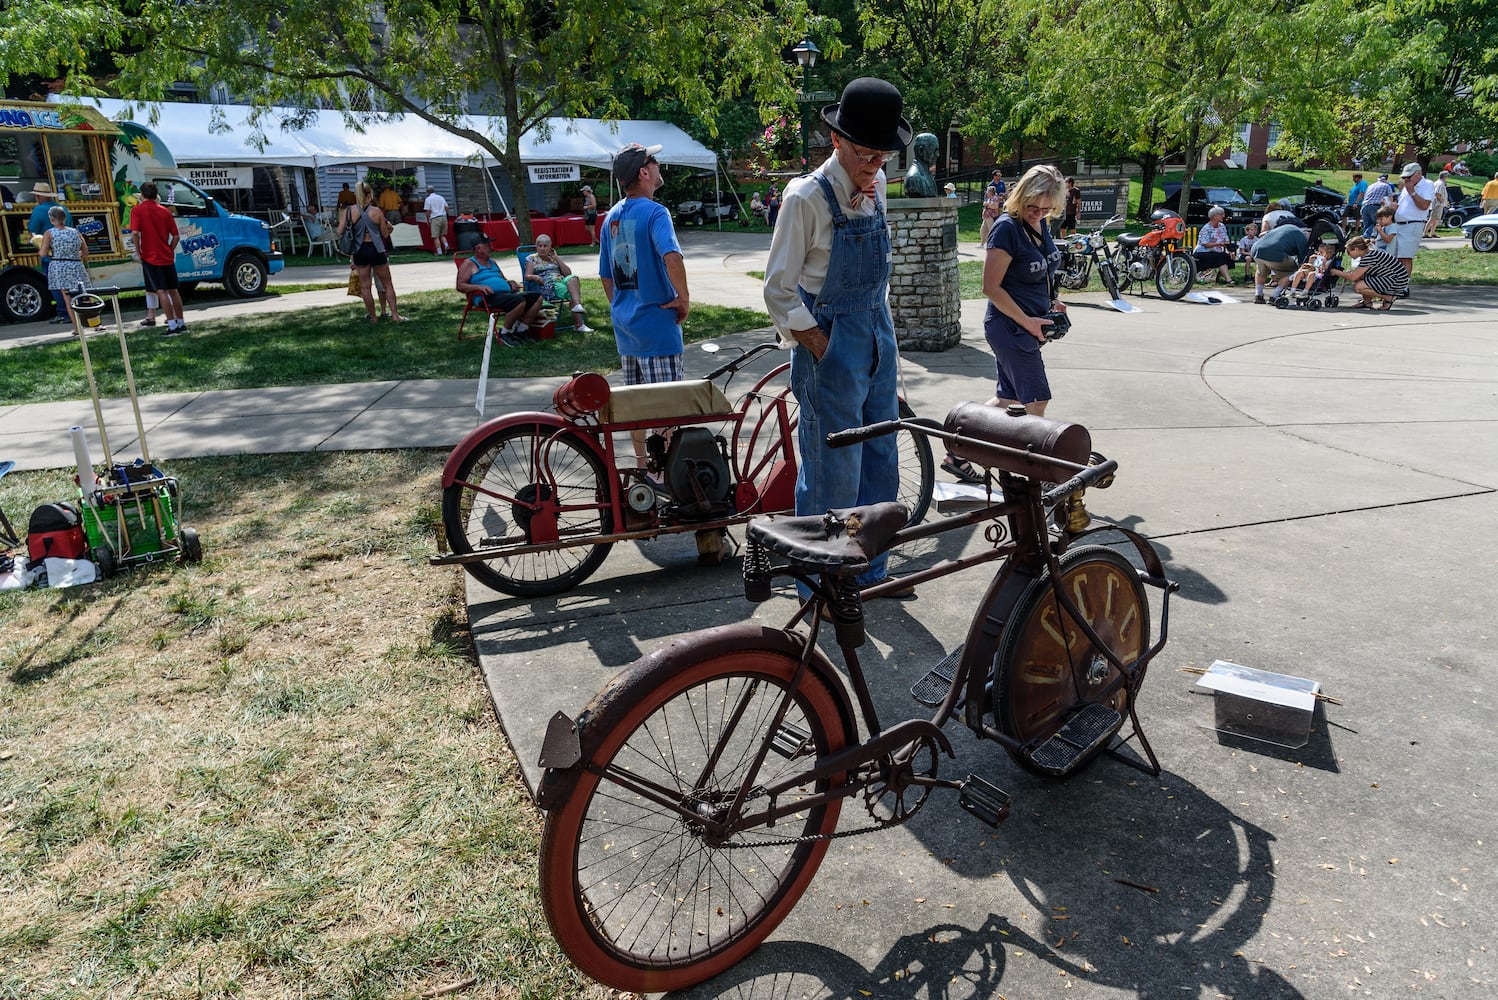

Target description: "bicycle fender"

left=439, top=411, right=606, bottom=488
left=534, top=624, right=857, bottom=811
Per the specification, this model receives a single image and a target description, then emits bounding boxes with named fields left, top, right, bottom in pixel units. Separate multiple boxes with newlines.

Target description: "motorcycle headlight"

left=1090, top=234, right=1106, bottom=249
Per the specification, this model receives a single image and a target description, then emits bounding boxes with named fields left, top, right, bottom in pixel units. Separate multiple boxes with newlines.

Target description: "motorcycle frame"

left=435, top=360, right=801, bottom=565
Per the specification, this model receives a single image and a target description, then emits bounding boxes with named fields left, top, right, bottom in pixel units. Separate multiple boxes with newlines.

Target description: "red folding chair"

left=454, top=253, right=505, bottom=340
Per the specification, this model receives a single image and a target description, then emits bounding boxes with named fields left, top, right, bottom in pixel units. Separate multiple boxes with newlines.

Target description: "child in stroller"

left=1275, top=233, right=1343, bottom=310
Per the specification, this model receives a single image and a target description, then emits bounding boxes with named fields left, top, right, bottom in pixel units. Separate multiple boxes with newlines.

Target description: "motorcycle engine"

left=665, top=427, right=733, bottom=514
left=1126, top=253, right=1153, bottom=280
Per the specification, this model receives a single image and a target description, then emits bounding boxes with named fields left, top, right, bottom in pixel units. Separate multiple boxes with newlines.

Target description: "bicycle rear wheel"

left=539, top=649, right=848, bottom=992
left=991, top=545, right=1150, bottom=776
left=441, top=422, right=613, bottom=597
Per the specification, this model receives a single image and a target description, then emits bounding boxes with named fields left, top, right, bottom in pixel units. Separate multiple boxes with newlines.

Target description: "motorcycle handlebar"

left=1042, top=459, right=1119, bottom=505
left=826, top=419, right=905, bottom=448
left=703, top=341, right=786, bottom=382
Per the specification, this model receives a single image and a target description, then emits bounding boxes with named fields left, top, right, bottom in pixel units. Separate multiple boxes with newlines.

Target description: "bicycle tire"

left=757, top=362, right=933, bottom=528
left=539, top=648, right=848, bottom=992
left=991, top=545, right=1150, bottom=777
left=441, top=422, right=613, bottom=597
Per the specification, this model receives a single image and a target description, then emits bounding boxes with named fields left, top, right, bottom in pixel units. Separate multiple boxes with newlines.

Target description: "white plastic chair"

left=305, top=220, right=338, bottom=257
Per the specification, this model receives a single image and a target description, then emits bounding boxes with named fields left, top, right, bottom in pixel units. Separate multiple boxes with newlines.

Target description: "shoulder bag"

left=337, top=208, right=359, bottom=256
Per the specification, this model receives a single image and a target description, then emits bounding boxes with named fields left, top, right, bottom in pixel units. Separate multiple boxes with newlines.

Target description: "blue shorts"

left=985, top=314, right=1050, bottom=404
left=621, top=353, right=684, bottom=385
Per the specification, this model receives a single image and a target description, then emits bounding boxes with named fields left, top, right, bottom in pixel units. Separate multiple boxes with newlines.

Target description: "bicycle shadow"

left=672, top=773, right=1301, bottom=1000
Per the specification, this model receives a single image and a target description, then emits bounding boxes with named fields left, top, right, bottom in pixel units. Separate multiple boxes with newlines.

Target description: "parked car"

left=1442, top=183, right=1476, bottom=228
left=1461, top=212, right=1498, bottom=253
left=1161, top=183, right=1261, bottom=225
left=673, top=174, right=740, bottom=226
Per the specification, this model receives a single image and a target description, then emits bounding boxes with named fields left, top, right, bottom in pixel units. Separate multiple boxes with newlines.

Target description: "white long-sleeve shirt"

left=763, top=156, right=886, bottom=337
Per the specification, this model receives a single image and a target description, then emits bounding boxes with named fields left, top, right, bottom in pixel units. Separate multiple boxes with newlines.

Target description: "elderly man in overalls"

left=763, top=77, right=913, bottom=591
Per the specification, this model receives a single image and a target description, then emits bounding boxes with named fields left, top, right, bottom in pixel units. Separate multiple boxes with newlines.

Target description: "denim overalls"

left=789, top=173, right=900, bottom=586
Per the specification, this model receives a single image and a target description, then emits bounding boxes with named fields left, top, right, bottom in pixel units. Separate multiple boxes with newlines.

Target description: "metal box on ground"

left=1196, top=659, right=1320, bottom=749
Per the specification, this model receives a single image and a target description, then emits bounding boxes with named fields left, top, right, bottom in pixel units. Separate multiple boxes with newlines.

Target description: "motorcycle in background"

left=1057, top=214, right=1125, bottom=301
left=1113, top=209, right=1197, bottom=300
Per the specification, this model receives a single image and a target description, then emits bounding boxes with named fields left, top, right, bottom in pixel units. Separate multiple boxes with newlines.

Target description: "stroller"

left=1275, top=229, right=1344, bottom=310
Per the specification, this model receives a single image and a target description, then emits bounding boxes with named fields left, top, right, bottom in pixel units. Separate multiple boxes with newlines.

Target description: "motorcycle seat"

left=1115, top=232, right=1143, bottom=248
left=600, top=379, right=735, bottom=423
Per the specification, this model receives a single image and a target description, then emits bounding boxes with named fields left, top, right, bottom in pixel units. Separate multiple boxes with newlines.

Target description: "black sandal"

left=941, top=455, right=985, bottom=484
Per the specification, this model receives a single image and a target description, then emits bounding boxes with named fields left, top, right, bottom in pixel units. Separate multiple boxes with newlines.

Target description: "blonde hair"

left=355, top=181, right=374, bottom=209
left=1005, top=164, right=1065, bottom=220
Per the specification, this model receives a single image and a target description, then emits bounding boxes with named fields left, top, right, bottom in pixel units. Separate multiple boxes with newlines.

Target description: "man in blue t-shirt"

left=599, top=142, right=692, bottom=464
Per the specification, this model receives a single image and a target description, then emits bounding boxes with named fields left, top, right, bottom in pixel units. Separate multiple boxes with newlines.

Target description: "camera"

left=1043, top=310, right=1071, bottom=340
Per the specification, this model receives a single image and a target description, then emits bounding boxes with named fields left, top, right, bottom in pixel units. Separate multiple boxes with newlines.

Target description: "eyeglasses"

left=1026, top=202, right=1055, bottom=213
left=843, top=144, right=893, bottom=165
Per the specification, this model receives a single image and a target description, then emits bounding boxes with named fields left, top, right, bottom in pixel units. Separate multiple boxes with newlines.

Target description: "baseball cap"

left=1400, top=162, right=1421, bottom=178
left=471, top=233, right=493, bottom=246
left=613, top=143, right=662, bottom=185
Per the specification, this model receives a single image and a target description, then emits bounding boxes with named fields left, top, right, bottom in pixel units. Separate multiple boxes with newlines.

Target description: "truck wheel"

left=0, top=270, right=49, bottom=323
left=224, top=254, right=268, bottom=298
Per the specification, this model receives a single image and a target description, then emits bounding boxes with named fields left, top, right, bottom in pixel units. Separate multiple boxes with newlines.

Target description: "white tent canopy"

left=70, top=98, right=715, bottom=171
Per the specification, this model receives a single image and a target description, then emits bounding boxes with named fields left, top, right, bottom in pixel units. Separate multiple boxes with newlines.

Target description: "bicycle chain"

left=715, top=755, right=932, bottom=850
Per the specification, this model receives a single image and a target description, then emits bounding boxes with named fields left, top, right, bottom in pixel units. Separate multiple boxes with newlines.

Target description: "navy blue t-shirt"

left=985, top=213, right=1059, bottom=320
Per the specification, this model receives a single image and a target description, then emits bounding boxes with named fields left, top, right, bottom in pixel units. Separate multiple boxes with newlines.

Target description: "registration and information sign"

left=527, top=163, right=580, bottom=184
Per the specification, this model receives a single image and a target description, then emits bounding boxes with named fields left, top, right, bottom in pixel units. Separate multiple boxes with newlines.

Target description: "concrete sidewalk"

left=459, top=284, right=1498, bottom=1000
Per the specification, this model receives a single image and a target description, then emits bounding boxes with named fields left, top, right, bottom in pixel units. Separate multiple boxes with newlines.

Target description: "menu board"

left=71, top=212, right=115, bottom=256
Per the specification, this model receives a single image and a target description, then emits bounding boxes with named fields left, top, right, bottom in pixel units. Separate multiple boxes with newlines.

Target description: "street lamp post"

left=792, top=39, right=819, bottom=175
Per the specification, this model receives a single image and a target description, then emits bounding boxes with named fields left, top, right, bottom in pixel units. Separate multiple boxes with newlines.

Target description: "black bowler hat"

left=820, top=78, right=913, bottom=152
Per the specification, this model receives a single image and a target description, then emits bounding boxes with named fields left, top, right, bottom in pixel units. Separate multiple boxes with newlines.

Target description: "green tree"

left=1002, top=0, right=1398, bottom=219
left=854, top=0, right=1016, bottom=170
left=1326, top=0, right=1498, bottom=170
left=0, top=0, right=837, bottom=241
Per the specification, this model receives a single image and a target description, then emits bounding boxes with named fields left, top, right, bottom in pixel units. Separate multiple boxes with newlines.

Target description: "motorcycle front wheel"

left=1099, top=261, right=1122, bottom=300
left=1155, top=252, right=1196, bottom=300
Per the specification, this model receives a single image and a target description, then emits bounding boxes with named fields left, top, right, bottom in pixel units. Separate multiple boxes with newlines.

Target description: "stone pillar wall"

left=887, top=198, right=962, bottom=352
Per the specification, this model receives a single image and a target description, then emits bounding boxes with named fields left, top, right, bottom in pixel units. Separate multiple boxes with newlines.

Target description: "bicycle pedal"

left=1026, top=703, right=1123, bottom=777
left=910, top=645, right=964, bottom=708
left=770, top=720, right=812, bottom=759
left=958, top=773, right=1011, bottom=828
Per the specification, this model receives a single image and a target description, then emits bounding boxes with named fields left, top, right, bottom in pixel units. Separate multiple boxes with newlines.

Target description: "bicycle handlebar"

left=1043, top=459, right=1118, bottom=505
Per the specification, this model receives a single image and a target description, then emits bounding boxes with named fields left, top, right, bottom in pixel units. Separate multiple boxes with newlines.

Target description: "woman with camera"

left=944, top=164, right=1068, bottom=483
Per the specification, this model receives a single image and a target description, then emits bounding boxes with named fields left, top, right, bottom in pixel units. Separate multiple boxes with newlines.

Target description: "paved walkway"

left=4, top=231, right=1497, bottom=999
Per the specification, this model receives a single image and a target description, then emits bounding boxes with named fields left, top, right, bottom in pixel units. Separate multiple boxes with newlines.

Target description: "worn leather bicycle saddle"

left=747, top=502, right=909, bottom=576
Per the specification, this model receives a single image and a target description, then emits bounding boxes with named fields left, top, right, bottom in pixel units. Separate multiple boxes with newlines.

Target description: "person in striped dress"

left=1332, top=236, right=1408, bottom=311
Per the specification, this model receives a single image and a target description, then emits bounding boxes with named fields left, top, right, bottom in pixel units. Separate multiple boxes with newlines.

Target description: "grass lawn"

left=0, top=451, right=613, bottom=1000
left=0, top=287, right=771, bottom=407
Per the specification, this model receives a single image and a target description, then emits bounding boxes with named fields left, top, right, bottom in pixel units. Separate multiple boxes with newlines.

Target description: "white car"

left=1461, top=212, right=1498, bottom=253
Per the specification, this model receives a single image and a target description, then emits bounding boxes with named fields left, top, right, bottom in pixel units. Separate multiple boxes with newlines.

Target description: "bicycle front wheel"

left=991, top=545, right=1150, bottom=776
left=540, top=649, right=849, bottom=993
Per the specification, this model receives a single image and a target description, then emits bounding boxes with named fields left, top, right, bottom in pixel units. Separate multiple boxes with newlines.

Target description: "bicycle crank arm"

left=757, top=717, right=954, bottom=801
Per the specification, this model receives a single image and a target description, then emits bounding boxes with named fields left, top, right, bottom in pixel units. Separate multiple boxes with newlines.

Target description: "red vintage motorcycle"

left=1112, top=209, right=1197, bottom=299
left=433, top=342, right=935, bottom=597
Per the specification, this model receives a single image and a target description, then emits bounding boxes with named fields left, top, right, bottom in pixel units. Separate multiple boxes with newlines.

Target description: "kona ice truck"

left=0, top=100, right=283, bottom=323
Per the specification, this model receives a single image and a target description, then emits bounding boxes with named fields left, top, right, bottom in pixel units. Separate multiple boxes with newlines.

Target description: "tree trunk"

left=1136, top=152, right=1161, bottom=221
left=1177, top=121, right=1203, bottom=220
